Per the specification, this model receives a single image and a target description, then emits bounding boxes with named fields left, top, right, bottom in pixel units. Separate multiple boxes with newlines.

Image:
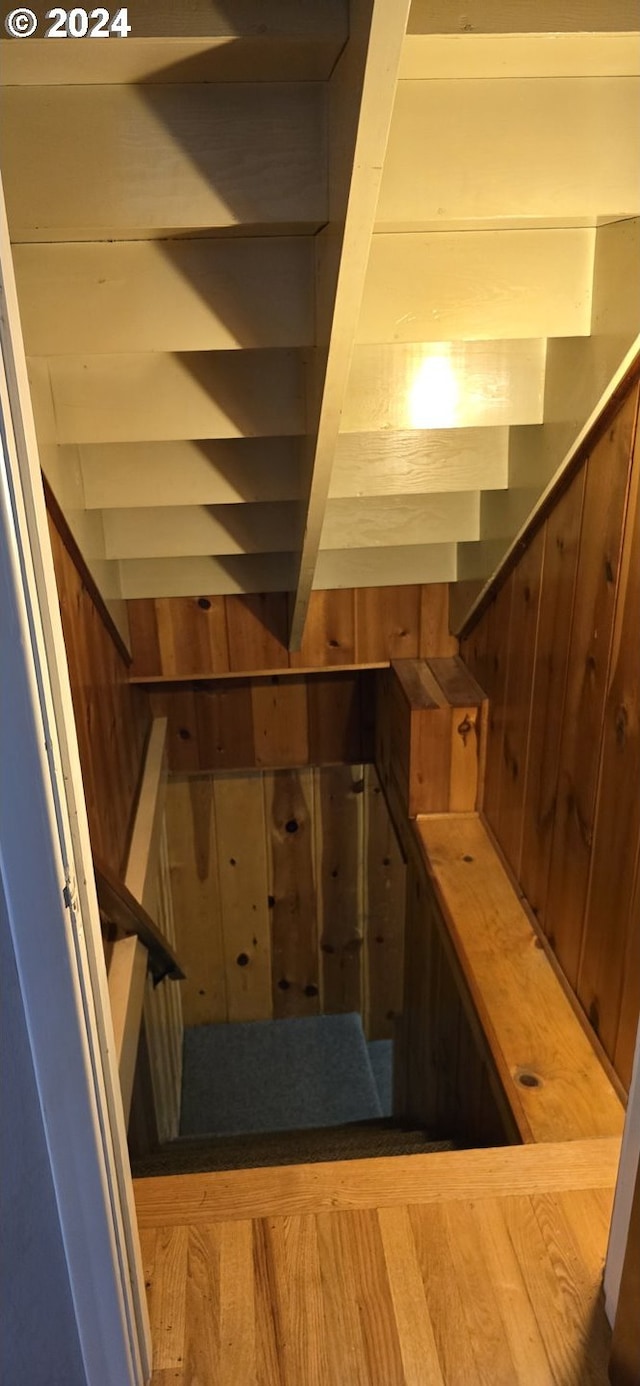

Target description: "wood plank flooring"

left=135, top=1141, right=617, bottom=1384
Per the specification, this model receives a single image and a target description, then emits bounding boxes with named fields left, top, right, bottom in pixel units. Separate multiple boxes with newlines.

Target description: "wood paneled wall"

left=165, top=763, right=405, bottom=1041
left=128, top=583, right=457, bottom=680
left=461, top=375, right=640, bottom=1090
left=149, top=672, right=375, bottom=774
left=48, top=511, right=149, bottom=876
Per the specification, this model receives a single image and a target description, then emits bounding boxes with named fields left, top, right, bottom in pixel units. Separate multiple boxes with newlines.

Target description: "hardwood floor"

left=135, top=1140, right=617, bottom=1384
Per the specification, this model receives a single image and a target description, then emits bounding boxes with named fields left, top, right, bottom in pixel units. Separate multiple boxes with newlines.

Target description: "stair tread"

left=132, top=1121, right=455, bottom=1177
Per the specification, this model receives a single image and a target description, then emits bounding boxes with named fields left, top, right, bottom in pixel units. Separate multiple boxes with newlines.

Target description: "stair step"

left=131, top=1121, right=456, bottom=1177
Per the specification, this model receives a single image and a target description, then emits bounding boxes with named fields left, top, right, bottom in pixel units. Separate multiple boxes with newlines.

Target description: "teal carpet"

left=180, top=1013, right=388, bottom=1138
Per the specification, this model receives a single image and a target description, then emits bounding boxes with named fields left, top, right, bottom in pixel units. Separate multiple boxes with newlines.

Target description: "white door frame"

left=0, top=181, right=151, bottom=1384
left=605, top=1018, right=640, bottom=1327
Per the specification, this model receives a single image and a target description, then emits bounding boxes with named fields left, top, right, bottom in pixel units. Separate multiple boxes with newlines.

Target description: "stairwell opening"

left=127, top=669, right=458, bottom=1177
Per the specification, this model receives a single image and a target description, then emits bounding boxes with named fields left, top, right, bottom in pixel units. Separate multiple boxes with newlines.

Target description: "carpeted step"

left=131, top=1120, right=457, bottom=1177
left=180, top=1013, right=383, bottom=1138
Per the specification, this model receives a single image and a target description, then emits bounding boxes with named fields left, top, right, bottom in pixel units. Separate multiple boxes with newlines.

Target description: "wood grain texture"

left=363, top=772, right=406, bottom=1040
left=479, top=575, right=514, bottom=827
left=578, top=408, right=640, bottom=1056
left=264, top=769, right=319, bottom=1017
left=133, top=1136, right=622, bottom=1226
left=288, top=588, right=356, bottom=668
left=317, top=766, right=364, bottom=1016
left=48, top=510, right=149, bottom=877
left=138, top=1173, right=616, bottom=1385
left=461, top=378, right=640, bottom=1091
left=165, top=777, right=226, bottom=1028
left=213, top=775, right=272, bottom=1023
left=375, top=660, right=484, bottom=822
left=493, top=525, right=544, bottom=873
left=151, top=672, right=374, bottom=774
left=416, top=814, right=624, bottom=1143
left=128, top=583, right=456, bottom=679
left=546, top=390, right=636, bottom=990
left=107, top=935, right=147, bottom=1124
left=518, top=470, right=586, bottom=924
left=164, top=765, right=403, bottom=1034
left=358, top=228, right=594, bottom=343
left=343, top=339, right=546, bottom=433
left=330, top=426, right=509, bottom=498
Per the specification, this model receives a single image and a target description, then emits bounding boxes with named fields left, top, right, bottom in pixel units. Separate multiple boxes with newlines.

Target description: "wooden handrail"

left=95, top=858, right=185, bottom=984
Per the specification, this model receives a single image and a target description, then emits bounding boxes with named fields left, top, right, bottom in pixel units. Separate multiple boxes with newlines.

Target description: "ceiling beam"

left=288, top=0, right=412, bottom=651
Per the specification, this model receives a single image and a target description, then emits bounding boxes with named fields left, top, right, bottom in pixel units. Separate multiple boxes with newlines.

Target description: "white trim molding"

left=0, top=173, right=151, bottom=1384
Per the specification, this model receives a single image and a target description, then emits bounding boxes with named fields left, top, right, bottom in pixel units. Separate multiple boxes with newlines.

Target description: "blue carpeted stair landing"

left=180, top=1013, right=392, bottom=1138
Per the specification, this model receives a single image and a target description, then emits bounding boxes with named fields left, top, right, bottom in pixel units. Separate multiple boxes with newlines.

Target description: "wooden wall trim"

left=43, top=472, right=131, bottom=666
left=457, top=348, right=640, bottom=641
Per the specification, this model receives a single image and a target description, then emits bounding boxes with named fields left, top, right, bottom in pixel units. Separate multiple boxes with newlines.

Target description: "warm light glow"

left=409, top=354, right=459, bottom=428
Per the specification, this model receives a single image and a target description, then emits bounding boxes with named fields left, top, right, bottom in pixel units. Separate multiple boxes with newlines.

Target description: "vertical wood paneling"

left=494, top=527, right=545, bottom=875
left=419, top=583, right=458, bottom=657
left=165, top=764, right=405, bottom=1036
left=355, top=585, right=421, bottom=663
left=152, top=672, right=372, bottom=773
left=251, top=678, right=309, bottom=767
left=155, top=595, right=228, bottom=679
left=546, top=392, right=636, bottom=988
left=364, top=766, right=406, bottom=1041
left=128, top=584, right=456, bottom=680
left=224, top=593, right=289, bottom=672
left=288, top=588, right=356, bottom=667
left=264, top=769, right=319, bottom=1018
left=461, top=376, right=640, bottom=1089
left=307, top=672, right=365, bottom=764
left=519, top=469, right=585, bottom=924
left=480, top=574, right=514, bottom=827
left=317, top=766, right=364, bottom=1015
left=48, top=514, right=149, bottom=876
left=126, top=597, right=161, bottom=677
left=578, top=419, right=640, bottom=1055
left=165, top=777, right=227, bottom=1028
left=213, top=775, right=272, bottom=1023
left=195, top=681, right=256, bottom=769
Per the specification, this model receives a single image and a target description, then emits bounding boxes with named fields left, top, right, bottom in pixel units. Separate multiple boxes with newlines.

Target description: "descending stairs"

left=131, top=1012, right=456, bottom=1176
left=131, top=1120, right=456, bottom=1177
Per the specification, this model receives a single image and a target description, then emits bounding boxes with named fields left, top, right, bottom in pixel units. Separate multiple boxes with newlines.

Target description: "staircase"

left=132, top=1122, right=455, bottom=1177
left=2, top=3, right=638, bottom=637
left=131, top=1013, right=456, bottom=1177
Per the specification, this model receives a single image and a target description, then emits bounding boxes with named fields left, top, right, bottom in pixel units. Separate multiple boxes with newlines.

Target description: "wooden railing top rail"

left=95, top=858, right=185, bottom=984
